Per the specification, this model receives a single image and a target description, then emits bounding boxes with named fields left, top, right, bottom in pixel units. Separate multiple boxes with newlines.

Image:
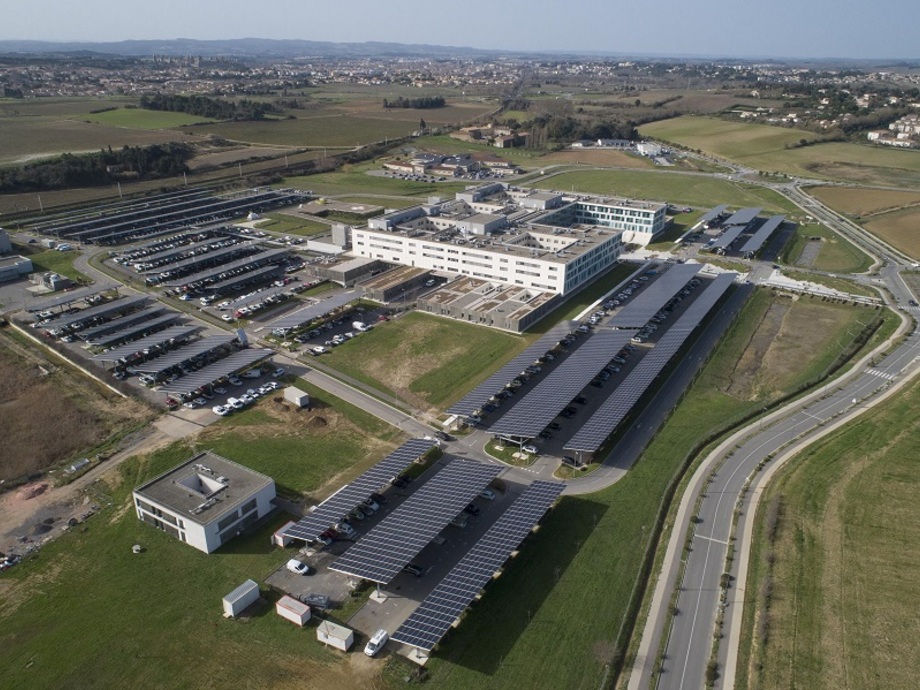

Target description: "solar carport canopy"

left=89, top=312, right=184, bottom=348
left=78, top=306, right=167, bottom=341
left=607, top=264, right=701, bottom=329
left=447, top=321, right=576, bottom=416
left=488, top=329, right=635, bottom=440
left=740, top=215, right=785, bottom=255
left=329, top=459, right=502, bottom=584
left=157, top=348, right=274, bottom=395
left=710, top=224, right=748, bottom=250
left=392, top=480, right=564, bottom=652
left=283, top=438, right=437, bottom=543
left=28, top=285, right=119, bottom=312
left=206, top=264, right=283, bottom=294
left=565, top=273, right=736, bottom=453
left=39, top=295, right=148, bottom=330
left=723, top=207, right=761, bottom=227
left=163, top=248, right=288, bottom=287
left=697, top=204, right=728, bottom=226
left=265, top=291, right=359, bottom=331
left=93, top=325, right=200, bottom=361
left=132, top=335, right=237, bottom=374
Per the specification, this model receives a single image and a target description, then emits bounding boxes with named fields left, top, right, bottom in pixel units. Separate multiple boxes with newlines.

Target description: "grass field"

left=807, top=185, right=920, bottom=218
left=283, top=162, right=468, bottom=198
left=862, top=207, right=920, bottom=259
left=736, top=375, right=920, bottom=690
left=539, top=169, right=799, bottom=213
left=254, top=212, right=329, bottom=237
left=319, top=312, right=529, bottom=411
left=639, top=116, right=920, bottom=186
left=535, top=149, right=653, bottom=169
left=196, top=115, right=416, bottom=147
left=783, top=223, right=874, bottom=274
left=79, top=108, right=214, bottom=129
left=15, top=243, right=88, bottom=282
left=416, top=291, right=880, bottom=690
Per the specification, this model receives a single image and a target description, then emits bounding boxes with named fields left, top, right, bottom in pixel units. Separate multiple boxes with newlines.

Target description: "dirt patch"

left=795, top=238, right=822, bottom=268
left=0, top=333, right=151, bottom=483
left=725, top=300, right=790, bottom=400
left=537, top=149, right=651, bottom=168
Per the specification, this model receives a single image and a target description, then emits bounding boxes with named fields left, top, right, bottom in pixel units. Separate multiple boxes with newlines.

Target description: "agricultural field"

left=319, top=312, right=530, bottom=411
left=186, top=145, right=298, bottom=171
left=862, top=207, right=920, bottom=258
left=539, top=168, right=799, bottom=213
left=807, top=185, right=920, bottom=218
left=0, top=330, right=151, bottom=483
left=639, top=116, right=920, bottom=186
left=736, top=375, right=920, bottom=690
left=79, top=107, right=214, bottom=129
left=535, top=148, right=652, bottom=169
left=194, top=115, right=418, bottom=147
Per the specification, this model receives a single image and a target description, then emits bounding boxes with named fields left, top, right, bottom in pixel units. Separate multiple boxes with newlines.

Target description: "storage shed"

left=276, top=595, right=311, bottom=627
left=272, top=520, right=297, bottom=548
left=223, top=579, right=260, bottom=618
left=283, top=386, right=310, bottom=409
left=316, top=620, right=354, bottom=651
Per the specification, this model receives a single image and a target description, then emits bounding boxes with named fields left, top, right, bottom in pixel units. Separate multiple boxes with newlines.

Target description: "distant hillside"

left=0, top=37, right=496, bottom=58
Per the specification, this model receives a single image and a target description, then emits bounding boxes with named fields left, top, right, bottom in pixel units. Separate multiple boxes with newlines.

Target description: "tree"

left=419, top=118, right=426, bottom=131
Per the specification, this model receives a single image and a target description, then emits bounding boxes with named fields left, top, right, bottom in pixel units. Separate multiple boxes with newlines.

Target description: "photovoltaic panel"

left=607, top=263, right=701, bottom=329
left=132, top=335, right=237, bottom=374
left=565, top=273, right=736, bottom=453
left=28, top=285, right=119, bottom=312
left=78, top=306, right=167, bottom=341
left=205, top=263, right=285, bottom=294
left=88, top=312, right=183, bottom=347
left=162, top=248, right=289, bottom=287
left=710, top=224, right=747, bottom=250
left=391, top=481, right=564, bottom=652
left=329, top=459, right=502, bottom=584
left=283, top=438, right=437, bottom=543
left=265, top=291, right=359, bottom=331
left=740, top=215, right=785, bottom=255
left=723, top=207, right=761, bottom=227
left=447, top=321, right=576, bottom=415
left=157, top=348, right=274, bottom=395
left=697, top=205, right=728, bottom=226
left=93, top=325, right=200, bottom=361
left=39, top=295, right=148, bottom=330
left=144, top=242, right=256, bottom=275
left=488, top=329, right=635, bottom=439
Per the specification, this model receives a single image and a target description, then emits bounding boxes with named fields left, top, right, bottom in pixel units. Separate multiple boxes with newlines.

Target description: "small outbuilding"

left=283, top=386, right=310, bottom=409
left=223, top=579, right=260, bottom=618
left=272, top=520, right=297, bottom=548
left=316, top=620, right=354, bottom=652
left=276, top=595, right=311, bottom=627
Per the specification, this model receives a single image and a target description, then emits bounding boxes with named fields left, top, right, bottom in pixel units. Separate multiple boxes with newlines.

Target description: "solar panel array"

left=740, top=215, right=785, bottom=255
left=329, top=459, right=502, bottom=584
left=78, top=306, right=167, bottom=341
left=93, top=325, right=200, bottom=361
left=157, top=348, right=274, bottom=395
left=391, top=480, right=564, bottom=651
left=133, top=335, right=237, bottom=374
left=697, top=204, right=729, bottom=226
left=607, top=264, right=702, bottom=329
left=147, top=242, right=256, bottom=275
left=710, top=224, right=748, bottom=250
left=162, top=248, right=289, bottom=287
left=39, top=295, right=148, bottom=330
left=723, top=207, right=761, bottom=227
left=283, top=438, right=437, bottom=543
left=488, top=329, right=636, bottom=439
left=206, top=263, right=284, bottom=294
left=87, top=311, right=182, bottom=347
left=447, top=321, right=576, bottom=415
left=28, top=285, right=119, bottom=312
left=565, top=273, right=737, bottom=453
left=266, top=291, right=359, bottom=330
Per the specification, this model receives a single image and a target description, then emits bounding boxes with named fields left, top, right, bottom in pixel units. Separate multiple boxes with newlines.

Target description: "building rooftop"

left=134, top=451, right=274, bottom=526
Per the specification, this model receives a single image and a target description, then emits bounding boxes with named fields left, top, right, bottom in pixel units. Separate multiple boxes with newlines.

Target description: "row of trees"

left=0, top=144, right=194, bottom=192
left=382, top=95, right=445, bottom=109
left=138, top=93, right=279, bottom=121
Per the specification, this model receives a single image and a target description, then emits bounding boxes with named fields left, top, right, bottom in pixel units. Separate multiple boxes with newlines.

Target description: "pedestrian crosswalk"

left=866, top=368, right=896, bottom=381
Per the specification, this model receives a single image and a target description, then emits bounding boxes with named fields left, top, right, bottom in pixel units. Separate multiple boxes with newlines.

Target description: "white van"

left=364, top=628, right=389, bottom=657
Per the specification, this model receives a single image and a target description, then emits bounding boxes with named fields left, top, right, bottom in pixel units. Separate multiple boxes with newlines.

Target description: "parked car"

left=286, top=559, right=313, bottom=575
left=479, top=488, right=496, bottom=501
left=522, top=444, right=538, bottom=455
left=403, top=563, right=424, bottom=577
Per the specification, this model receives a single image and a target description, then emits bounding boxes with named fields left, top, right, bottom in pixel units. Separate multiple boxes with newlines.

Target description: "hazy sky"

left=3, top=0, right=917, bottom=60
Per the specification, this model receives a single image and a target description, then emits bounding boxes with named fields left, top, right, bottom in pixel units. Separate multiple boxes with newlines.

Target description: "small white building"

left=272, top=520, right=297, bottom=548
left=276, top=595, right=311, bottom=627
left=223, top=579, right=260, bottom=618
left=283, top=386, right=310, bottom=409
left=316, top=620, right=354, bottom=652
left=133, top=451, right=276, bottom=554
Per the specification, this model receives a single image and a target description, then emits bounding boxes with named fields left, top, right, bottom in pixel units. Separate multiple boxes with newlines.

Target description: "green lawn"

left=541, top=169, right=799, bottom=213
left=21, top=246, right=87, bottom=282
left=256, top=213, right=330, bottom=236
left=320, top=312, right=529, bottom=410
left=782, top=222, right=873, bottom=274
left=283, top=163, right=468, bottom=198
left=80, top=108, right=214, bottom=129
left=737, top=375, right=920, bottom=690
left=195, top=115, right=416, bottom=147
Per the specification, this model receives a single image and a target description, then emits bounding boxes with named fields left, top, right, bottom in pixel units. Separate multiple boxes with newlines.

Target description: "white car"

left=285, top=559, right=313, bottom=575
left=272, top=367, right=286, bottom=377
left=479, top=488, right=496, bottom=501
left=311, top=346, right=327, bottom=355
left=522, top=444, right=538, bottom=455
left=221, top=314, right=235, bottom=322
left=212, top=405, right=230, bottom=416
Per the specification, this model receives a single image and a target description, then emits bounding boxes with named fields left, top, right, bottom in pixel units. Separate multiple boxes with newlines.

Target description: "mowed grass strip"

left=421, top=292, right=878, bottom=690
left=736, top=375, right=920, bottom=690
left=783, top=223, right=873, bottom=274
left=319, top=312, right=529, bottom=410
